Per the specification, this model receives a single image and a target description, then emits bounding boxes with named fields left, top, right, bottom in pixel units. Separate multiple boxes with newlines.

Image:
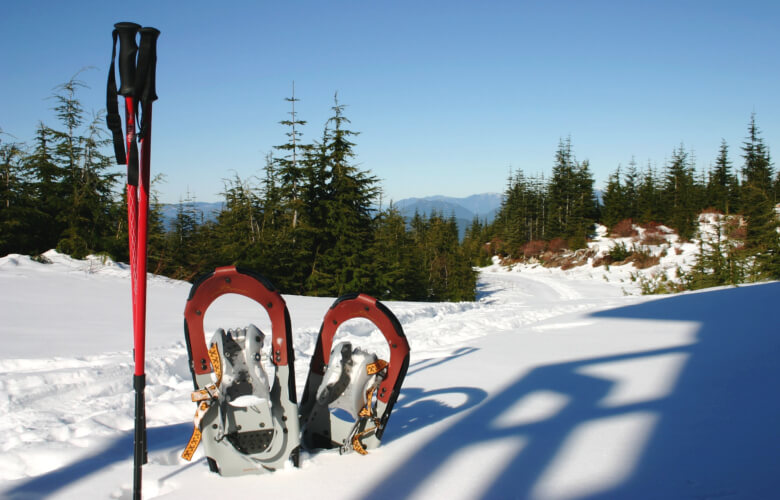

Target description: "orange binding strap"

left=350, top=360, right=387, bottom=455
left=181, top=343, right=222, bottom=461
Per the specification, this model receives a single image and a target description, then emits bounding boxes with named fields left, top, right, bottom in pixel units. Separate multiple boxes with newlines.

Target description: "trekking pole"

left=132, top=27, right=159, bottom=500
left=106, top=21, right=159, bottom=500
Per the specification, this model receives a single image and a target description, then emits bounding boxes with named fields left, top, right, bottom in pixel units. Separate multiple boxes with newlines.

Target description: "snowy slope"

left=1, top=251, right=778, bottom=499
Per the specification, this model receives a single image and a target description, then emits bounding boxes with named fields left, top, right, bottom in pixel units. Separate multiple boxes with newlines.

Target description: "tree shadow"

left=5, top=422, right=192, bottom=499
left=363, top=282, right=780, bottom=499
left=592, top=283, right=780, bottom=499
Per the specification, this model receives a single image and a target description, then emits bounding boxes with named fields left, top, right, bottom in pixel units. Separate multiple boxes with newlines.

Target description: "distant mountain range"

left=159, top=202, right=223, bottom=229
left=160, top=193, right=504, bottom=237
left=391, top=193, right=502, bottom=237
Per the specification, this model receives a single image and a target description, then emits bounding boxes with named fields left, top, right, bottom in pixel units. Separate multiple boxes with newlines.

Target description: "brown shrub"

left=725, top=217, right=746, bottom=240
left=627, top=252, right=661, bottom=269
left=639, top=221, right=663, bottom=230
left=522, top=240, right=547, bottom=258
left=641, top=229, right=667, bottom=246
left=610, top=219, right=638, bottom=238
left=548, top=238, right=568, bottom=253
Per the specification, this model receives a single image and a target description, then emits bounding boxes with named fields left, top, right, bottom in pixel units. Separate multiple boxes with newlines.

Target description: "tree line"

left=2, top=77, right=779, bottom=299
left=0, top=80, right=476, bottom=301
left=482, top=115, right=780, bottom=284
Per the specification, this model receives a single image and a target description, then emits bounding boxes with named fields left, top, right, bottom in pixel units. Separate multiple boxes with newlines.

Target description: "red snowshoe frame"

left=182, top=266, right=300, bottom=475
left=300, top=293, right=410, bottom=453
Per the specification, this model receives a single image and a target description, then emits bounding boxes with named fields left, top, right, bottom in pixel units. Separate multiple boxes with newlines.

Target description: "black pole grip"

left=115, top=22, right=141, bottom=96
left=137, top=27, right=160, bottom=103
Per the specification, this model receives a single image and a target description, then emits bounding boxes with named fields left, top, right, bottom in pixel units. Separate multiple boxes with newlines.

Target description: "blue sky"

left=2, top=1, right=778, bottom=204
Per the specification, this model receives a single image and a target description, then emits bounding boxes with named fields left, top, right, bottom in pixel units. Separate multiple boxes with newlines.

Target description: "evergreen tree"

left=636, top=162, right=662, bottom=223
left=22, top=124, right=68, bottom=252
left=462, top=216, right=493, bottom=267
left=706, top=140, right=739, bottom=214
left=601, top=166, right=626, bottom=229
left=143, top=175, right=168, bottom=275
left=273, top=84, right=311, bottom=231
left=571, top=158, right=598, bottom=247
left=491, top=169, right=550, bottom=256
left=686, top=214, right=745, bottom=289
left=741, top=113, right=775, bottom=196
left=48, top=77, right=119, bottom=257
left=546, top=138, right=576, bottom=240
left=739, top=115, right=779, bottom=279
left=306, top=95, right=379, bottom=296
left=213, top=173, right=261, bottom=265
left=662, top=145, right=698, bottom=240
left=623, top=158, right=640, bottom=220
left=368, top=206, right=424, bottom=300
left=161, top=192, right=203, bottom=280
left=0, top=137, right=39, bottom=255
left=412, top=211, right=476, bottom=301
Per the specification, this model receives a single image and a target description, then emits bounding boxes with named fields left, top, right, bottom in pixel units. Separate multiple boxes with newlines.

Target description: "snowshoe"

left=299, top=293, right=410, bottom=455
left=181, top=266, right=300, bottom=475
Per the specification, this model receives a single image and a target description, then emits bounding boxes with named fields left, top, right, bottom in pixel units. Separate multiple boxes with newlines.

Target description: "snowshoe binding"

left=181, top=266, right=300, bottom=475
left=299, top=293, right=410, bottom=455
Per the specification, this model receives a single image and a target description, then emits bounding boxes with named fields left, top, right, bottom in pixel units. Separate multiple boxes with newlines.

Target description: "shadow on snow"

left=8, top=283, right=780, bottom=498
left=4, top=349, right=486, bottom=498
left=363, top=282, right=780, bottom=499
left=5, top=423, right=193, bottom=499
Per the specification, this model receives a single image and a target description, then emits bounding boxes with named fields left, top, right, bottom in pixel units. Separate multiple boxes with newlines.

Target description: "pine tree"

left=741, top=114, right=775, bottom=196
left=462, top=216, right=493, bottom=267
left=623, top=158, right=640, bottom=220
left=368, top=206, right=423, bottom=300
left=685, top=214, right=744, bottom=289
left=412, top=211, right=476, bottom=301
left=636, top=162, right=662, bottom=223
left=739, top=115, right=779, bottom=279
left=162, top=192, right=202, bottom=280
left=0, top=137, right=39, bottom=255
left=306, top=95, right=378, bottom=296
left=601, top=166, right=626, bottom=229
left=662, top=145, right=698, bottom=240
left=144, top=175, right=168, bottom=275
left=26, top=123, right=71, bottom=252
left=213, top=173, right=261, bottom=264
left=48, top=77, right=119, bottom=258
left=706, top=140, right=739, bottom=214
left=546, top=137, right=576, bottom=240
left=571, top=158, right=597, bottom=247
left=273, top=84, right=311, bottom=231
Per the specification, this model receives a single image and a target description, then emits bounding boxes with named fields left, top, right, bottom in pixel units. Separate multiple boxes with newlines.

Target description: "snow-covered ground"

left=1, top=250, right=778, bottom=499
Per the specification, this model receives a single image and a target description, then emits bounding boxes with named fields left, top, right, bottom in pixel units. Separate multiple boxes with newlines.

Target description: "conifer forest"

left=2, top=78, right=779, bottom=300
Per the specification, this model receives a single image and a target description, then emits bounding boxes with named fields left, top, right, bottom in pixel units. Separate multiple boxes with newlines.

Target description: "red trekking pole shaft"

left=135, top=101, right=152, bottom=375
left=109, top=21, right=159, bottom=500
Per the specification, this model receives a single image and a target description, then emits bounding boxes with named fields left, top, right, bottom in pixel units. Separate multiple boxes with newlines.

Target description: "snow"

left=1, top=249, right=779, bottom=499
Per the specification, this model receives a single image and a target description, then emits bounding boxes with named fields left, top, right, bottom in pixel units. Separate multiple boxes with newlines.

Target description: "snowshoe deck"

left=182, top=266, right=299, bottom=475
left=299, top=293, right=410, bottom=454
